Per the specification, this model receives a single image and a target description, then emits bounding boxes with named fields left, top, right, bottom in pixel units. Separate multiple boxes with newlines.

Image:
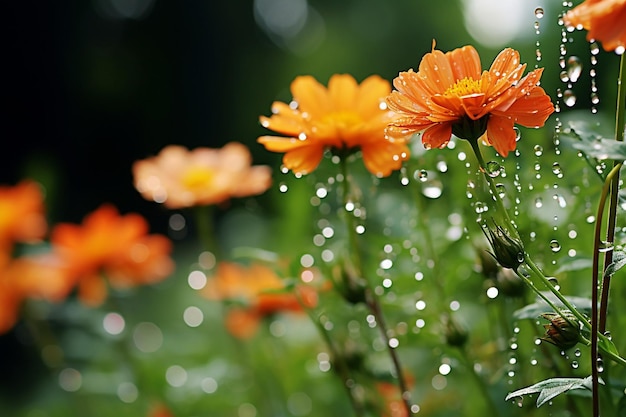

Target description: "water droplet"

left=547, top=277, right=560, bottom=290
left=533, top=145, right=543, bottom=156
left=415, top=169, right=428, bottom=182
left=550, top=240, right=561, bottom=253
left=597, top=357, right=604, bottom=373
left=534, top=7, right=544, bottom=18
left=563, top=89, right=577, bottom=107
left=279, top=182, right=288, bottom=193
left=496, top=183, right=506, bottom=198
left=485, top=161, right=502, bottom=178
left=552, top=162, right=563, bottom=177
left=535, top=197, right=543, bottom=208
left=422, top=181, right=443, bottom=199
left=599, top=241, right=614, bottom=252
left=590, top=41, right=600, bottom=55
left=566, top=56, right=582, bottom=83
left=571, top=360, right=579, bottom=369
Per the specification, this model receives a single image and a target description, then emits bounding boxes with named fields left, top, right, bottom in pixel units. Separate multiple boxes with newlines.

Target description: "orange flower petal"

left=486, top=115, right=517, bottom=157
left=422, top=123, right=453, bottom=149
left=564, top=0, right=626, bottom=52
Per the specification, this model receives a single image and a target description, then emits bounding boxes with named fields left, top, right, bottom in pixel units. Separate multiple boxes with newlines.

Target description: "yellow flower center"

left=444, top=77, right=483, bottom=98
left=182, top=166, right=215, bottom=190
left=322, top=111, right=363, bottom=130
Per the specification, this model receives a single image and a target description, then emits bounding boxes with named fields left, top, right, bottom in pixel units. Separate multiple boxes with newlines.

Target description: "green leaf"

left=560, top=121, right=626, bottom=161
left=554, top=256, right=593, bottom=275
left=505, top=376, right=594, bottom=408
left=603, top=250, right=626, bottom=279
left=513, top=293, right=593, bottom=320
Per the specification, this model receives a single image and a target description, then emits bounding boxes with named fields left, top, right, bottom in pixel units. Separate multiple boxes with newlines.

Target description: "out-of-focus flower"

left=481, top=221, right=525, bottom=270
left=0, top=180, right=47, bottom=253
left=564, top=0, right=626, bottom=53
left=386, top=43, right=554, bottom=157
left=376, top=373, right=414, bottom=417
left=49, top=204, right=174, bottom=306
left=202, top=261, right=317, bottom=339
left=0, top=254, right=73, bottom=334
left=147, top=402, right=175, bottom=417
left=133, top=142, right=272, bottom=209
left=541, top=311, right=582, bottom=350
left=258, top=74, right=410, bottom=177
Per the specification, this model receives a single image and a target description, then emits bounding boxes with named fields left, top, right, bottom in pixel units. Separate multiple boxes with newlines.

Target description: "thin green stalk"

left=591, top=162, right=623, bottom=417
left=194, top=205, right=220, bottom=257
left=339, top=157, right=414, bottom=417
left=600, top=52, right=626, bottom=334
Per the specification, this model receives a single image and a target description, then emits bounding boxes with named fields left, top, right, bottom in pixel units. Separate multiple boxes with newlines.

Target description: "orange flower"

left=202, top=261, right=317, bottom=339
left=0, top=254, right=73, bottom=334
left=0, top=180, right=47, bottom=251
left=258, top=74, right=410, bottom=177
left=386, top=44, right=555, bottom=157
left=564, top=0, right=626, bottom=53
left=50, top=204, right=174, bottom=306
left=133, top=142, right=272, bottom=209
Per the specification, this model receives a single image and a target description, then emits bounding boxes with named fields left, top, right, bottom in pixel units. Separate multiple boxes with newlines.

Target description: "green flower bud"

left=482, top=221, right=525, bottom=270
left=540, top=311, right=581, bottom=350
left=442, top=314, right=469, bottom=347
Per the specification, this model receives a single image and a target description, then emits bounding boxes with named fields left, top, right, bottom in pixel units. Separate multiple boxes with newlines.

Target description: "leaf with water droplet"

left=505, top=376, right=595, bottom=408
left=604, top=250, right=626, bottom=279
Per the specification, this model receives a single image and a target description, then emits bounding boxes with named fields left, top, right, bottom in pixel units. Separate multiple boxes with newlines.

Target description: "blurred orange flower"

left=564, top=0, right=626, bottom=53
left=50, top=204, right=174, bottom=306
left=377, top=381, right=409, bottom=417
left=0, top=254, right=73, bottom=334
left=202, top=261, right=317, bottom=339
left=133, top=142, right=272, bottom=209
left=0, top=180, right=47, bottom=253
left=258, top=74, right=410, bottom=177
left=386, top=44, right=554, bottom=157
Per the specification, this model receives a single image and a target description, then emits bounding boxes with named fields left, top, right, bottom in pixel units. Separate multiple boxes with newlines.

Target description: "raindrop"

left=590, top=41, right=600, bottom=55
left=414, top=169, right=428, bottom=182
left=485, top=161, right=502, bottom=178
left=496, top=183, right=506, bottom=198
left=552, top=162, right=563, bottom=177
left=571, top=361, right=579, bottom=369
left=599, top=241, right=614, bottom=253
left=547, top=277, right=560, bottom=290
left=533, top=145, right=543, bottom=156
left=566, top=56, right=582, bottom=83
left=535, top=197, right=543, bottom=208
left=563, top=90, right=577, bottom=107
left=550, top=240, right=561, bottom=253
left=574, top=348, right=581, bottom=357
left=597, top=357, right=604, bottom=373
left=422, top=181, right=443, bottom=199
left=534, top=7, right=544, bottom=18
left=279, top=182, right=289, bottom=193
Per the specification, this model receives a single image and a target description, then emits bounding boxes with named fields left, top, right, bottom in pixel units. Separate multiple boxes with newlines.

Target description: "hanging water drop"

left=566, top=56, right=582, bottom=83
left=485, top=161, right=502, bottom=178
left=534, top=7, right=544, bottom=18
left=279, top=182, right=289, bottom=193
left=550, top=240, right=561, bottom=253
left=496, top=183, right=506, bottom=198
left=533, top=145, right=543, bottom=157
left=563, top=90, right=577, bottom=107
left=535, top=197, right=543, bottom=208
left=552, top=162, right=563, bottom=177
left=596, top=357, right=604, bottom=373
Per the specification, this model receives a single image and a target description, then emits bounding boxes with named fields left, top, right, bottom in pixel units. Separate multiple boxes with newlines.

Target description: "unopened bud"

left=482, top=221, right=524, bottom=270
left=541, top=311, right=581, bottom=350
left=442, top=314, right=469, bottom=347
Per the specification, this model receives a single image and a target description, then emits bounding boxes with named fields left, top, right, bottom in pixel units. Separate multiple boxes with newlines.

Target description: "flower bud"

left=540, top=311, right=581, bottom=350
left=482, top=221, right=524, bottom=270
left=442, top=314, right=469, bottom=347
left=332, top=263, right=367, bottom=305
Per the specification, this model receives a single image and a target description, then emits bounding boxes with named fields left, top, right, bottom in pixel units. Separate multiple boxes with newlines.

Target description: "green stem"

left=599, top=53, right=626, bottom=334
left=468, top=139, right=520, bottom=240
left=591, top=162, right=623, bottom=417
left=339, top=157, right=414, bottom=417
left=194, top=205, right=220, bottom=258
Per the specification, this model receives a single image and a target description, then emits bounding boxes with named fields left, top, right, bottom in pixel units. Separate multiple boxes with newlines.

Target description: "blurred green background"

left=3, top=1, right=625, bottom=416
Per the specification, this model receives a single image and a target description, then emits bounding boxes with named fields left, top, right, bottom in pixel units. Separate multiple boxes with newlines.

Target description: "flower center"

left=182, top=166, right=215, bottom=190
left=322, top=111, right=362, bottom=131
left=444, top=77, right=483, bottom=98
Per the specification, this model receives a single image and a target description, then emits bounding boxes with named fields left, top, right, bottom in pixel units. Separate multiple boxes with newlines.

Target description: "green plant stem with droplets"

left=468, top=138, right=626, bottom=367
left=592, top=52, right=626, bottom=417
left=339, top=156, right=414, bottom=417
left=409, top=167, right=501, bottom=415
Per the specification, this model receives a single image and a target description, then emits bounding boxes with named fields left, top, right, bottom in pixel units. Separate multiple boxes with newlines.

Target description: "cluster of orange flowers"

left=0, top=181, right=174, bottom=334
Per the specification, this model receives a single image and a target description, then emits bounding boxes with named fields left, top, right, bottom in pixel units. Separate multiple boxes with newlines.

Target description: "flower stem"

left=599, top=52, right=626, bottom=334
left=339, top=157, right=414, bottom=417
